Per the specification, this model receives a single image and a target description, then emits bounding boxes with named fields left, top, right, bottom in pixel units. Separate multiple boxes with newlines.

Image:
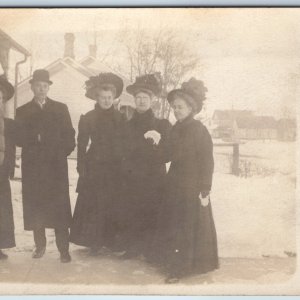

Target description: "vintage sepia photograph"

left=0, top=7, right=299, bottom=295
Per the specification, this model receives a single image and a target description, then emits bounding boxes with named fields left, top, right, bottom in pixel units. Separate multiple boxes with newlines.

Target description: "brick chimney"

left=64, top=33, right=75, bottom=59
left=89, top=44, right=97, bottom=58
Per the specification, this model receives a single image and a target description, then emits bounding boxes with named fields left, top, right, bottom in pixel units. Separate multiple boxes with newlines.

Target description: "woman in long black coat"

left=0, top=75, right=16, bottom=259
left=70, top=73, right=125, bottom=255
left=120, top=74, right=171, bottom=259
left=152, top=78, right=219, bottom=283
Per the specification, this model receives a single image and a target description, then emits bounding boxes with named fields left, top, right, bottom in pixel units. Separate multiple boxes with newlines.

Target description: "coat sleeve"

left=61, top=104, right=76, bottom=156
left=195, top=125, right=214, bottom=192
left=14, top=108, right=38, bottom=147
left=7, top=119, right=16, bottom=179
left=155, top=119, right=172, bottom=164
left=76, top=114, right=89, bottom=175
left=0, top=112, right=4, bottom=166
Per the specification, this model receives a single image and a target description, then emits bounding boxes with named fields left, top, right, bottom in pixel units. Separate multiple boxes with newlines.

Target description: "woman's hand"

left=199, top=191, right=210, bottom=207
left=144, top=130, right=161, bottom=145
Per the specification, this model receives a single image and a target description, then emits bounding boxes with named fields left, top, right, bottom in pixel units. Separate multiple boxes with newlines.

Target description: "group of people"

left=0, top=69, right=219, bottom=283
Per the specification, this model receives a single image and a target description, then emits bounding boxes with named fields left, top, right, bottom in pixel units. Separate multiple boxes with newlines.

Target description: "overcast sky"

left=0, top=8, right=299, bottom=118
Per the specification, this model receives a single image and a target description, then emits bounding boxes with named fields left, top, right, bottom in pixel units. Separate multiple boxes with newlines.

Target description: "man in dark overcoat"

left=15, top=69, right=75, bottom=263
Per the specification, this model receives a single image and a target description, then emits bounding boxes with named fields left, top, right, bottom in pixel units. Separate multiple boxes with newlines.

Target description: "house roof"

left=18, top=56, right=94, bottom=88
left=236, top=116, right=277, bottom=129
left=0, top=29, right=30, bottom=56
left=213, top=109, right=254, bottom=120
left=81, top=55, right=132, bottom=85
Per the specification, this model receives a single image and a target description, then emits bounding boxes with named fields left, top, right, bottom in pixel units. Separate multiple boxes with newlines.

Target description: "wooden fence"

left=214, top=142, right=240, bottom=176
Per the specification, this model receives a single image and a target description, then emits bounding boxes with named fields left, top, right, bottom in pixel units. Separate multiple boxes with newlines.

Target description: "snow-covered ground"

left=214, top=139, right=296, bottom=177
left=4, top=140, right=296, bottom=285
left=213, top=140, right=296, bottom=257
left=11, top=140, right=296, bottom=258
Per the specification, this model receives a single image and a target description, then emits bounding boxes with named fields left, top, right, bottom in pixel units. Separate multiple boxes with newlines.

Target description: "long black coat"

left=152, top=115, right=219, bottom=277
left=70, top=105, right=125, bottom=248
left=0, top=118, right=16, bottom=249
left=15, top=99, right=75, bottom=230
left=121, top=109, right=171, bottom=254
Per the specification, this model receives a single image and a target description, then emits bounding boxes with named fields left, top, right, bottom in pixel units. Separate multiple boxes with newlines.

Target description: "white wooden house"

left=212, top=110, right=254, bottom=139
left=16, top=33, right=135, bottom=142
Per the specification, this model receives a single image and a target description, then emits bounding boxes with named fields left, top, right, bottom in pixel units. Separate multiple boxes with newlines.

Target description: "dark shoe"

left=120, top=251, right=138, bottom=260
left=98, top=246, right=111, bottom=255
left=60, top=252, right=72, bottom=263
left=0, top=250, right=8, bottom=260
left=89, top=248, right=99, bottom=256
left=32, top=246, right=46, bottom=259
left=165, top=276, right=180, bottom=284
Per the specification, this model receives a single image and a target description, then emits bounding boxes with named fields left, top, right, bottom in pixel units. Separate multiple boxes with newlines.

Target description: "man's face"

left=31, top=81, right=50, bottom=100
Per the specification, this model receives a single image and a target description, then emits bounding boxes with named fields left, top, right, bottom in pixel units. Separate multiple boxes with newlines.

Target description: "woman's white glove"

left=199, top=191, right=210, bottom=207
left=144, top=130, right=161, bottom=145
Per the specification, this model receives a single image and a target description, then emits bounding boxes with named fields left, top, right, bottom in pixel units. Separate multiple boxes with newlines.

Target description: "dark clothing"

left=15, top=98, right=75, bottom=230
left=33, top=227, right=69, bottom=254
left=152, top=116, right=219, bottom=277
left=70, top=105, right=125, bottom=249
left=0, top=118, right=16, bottom=249
left=121, top=109, right=171, bottom=255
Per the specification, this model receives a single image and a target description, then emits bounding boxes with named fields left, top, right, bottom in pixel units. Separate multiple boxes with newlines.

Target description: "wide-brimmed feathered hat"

left=126, top=73, right=162, bottom=97
left=29, top=69, right=53, bottom=85
left=85, top=72, right=124, bottom=100
left=167, top=77, right=208, bottom=114
left=0, top=74, right=15, bottom=102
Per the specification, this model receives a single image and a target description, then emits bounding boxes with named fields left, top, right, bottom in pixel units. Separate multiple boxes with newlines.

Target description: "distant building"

left=212, top=110, right=279, bottom=141
left=212, top=110, right=254, bottom=139
left=235, top=115, right=277, bottom=140
left=277, top=118, right=297, bottom=141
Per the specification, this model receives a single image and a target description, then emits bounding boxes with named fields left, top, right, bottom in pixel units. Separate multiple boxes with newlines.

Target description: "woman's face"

left=96, top=89, right=115, bottom=110
left=172, top=97, right=193, bottom=122
left=135, top=91, right=152, bottom=113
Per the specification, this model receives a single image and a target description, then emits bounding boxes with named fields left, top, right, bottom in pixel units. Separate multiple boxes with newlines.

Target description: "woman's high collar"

left=175, top=113, right=194, bottom=128
left=94, top=103, right=115, bottom=115
left=132, top=109, right=154, bottom=122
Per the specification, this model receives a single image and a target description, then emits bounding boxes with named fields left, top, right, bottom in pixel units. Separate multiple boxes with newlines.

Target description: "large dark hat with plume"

left=0, top=74, right=15, bottom=102
left=85, top=72, right=124, bottom=100
left=167, top=77, right=208, bottom=114
left=126, top=73, right=162, bottom=97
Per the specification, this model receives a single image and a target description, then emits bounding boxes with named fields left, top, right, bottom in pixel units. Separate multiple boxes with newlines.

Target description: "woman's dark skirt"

left=70, top=164, right=121, bottom=249
left=0, top=179, right=16, bottom=249
left=150, top=185, right=219, bottom=278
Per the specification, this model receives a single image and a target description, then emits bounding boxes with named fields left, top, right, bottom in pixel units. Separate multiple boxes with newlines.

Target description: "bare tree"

left=115, top=27, right=200, bottom=118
